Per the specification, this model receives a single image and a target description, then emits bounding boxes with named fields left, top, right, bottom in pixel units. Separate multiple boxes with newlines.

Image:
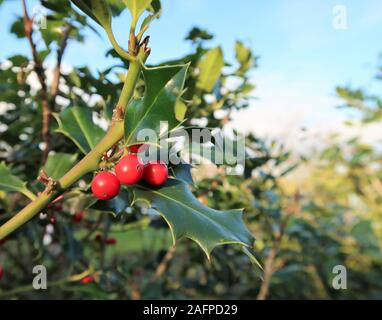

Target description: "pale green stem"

left=105, top=27, right=135, bottom=62
left=22, top=189, right=37, bottom=201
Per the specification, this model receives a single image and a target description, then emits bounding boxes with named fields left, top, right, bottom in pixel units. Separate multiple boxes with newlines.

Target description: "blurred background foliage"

left=0, top=0, right=381, bottom=299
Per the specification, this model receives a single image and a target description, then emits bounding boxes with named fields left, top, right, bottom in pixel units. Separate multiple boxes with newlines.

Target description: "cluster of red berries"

left=91, top=144, right=168, bottom=200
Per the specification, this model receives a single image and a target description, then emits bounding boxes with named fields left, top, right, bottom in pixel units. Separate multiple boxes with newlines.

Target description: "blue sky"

left=1, top=0, right=382, bottom=148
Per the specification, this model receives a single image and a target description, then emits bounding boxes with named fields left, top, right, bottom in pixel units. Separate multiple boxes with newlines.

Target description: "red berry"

left=91, top=172, right=120, bottom=200
left=0, top=266, right=3, bottom=280
left=50, top=216, right=57, bottom=225
left=73, top=212, right=84, bottom=222
left=143, top=161, right=168, bottom=186
left=129, top=144, right=148, bottom=153
left=80, top=275, right=94, bottom=284
left=106, top=238, right=117, bottom=245
left=115, top=154, right=144, bottom=185
left=95, top=234, right=103, bottom=242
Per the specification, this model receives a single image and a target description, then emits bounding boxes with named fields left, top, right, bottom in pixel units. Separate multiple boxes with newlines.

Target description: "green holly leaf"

left=197, top=46, right=224, bottom=92
left=53, top=107, right=105, bottom=154
left=133, top=179, right=253, bottom=259
left=89, top=189, right=130, bottom=216
left=242, top=247, right=264, bottom=279
left=124, top=64, right=188, bottom=145
left=44, top=153, right=78, bottom=180
left=123, top=0, right=152, bottom=28
left=0, top=162, right=35, bottom=200
left=70, top=0, right=111, bottom=29
left=169, top=164, right=194, bottom=185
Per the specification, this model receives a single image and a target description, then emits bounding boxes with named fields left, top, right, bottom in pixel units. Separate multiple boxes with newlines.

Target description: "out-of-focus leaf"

left=7, top=55, right=29, bottom=66
left=185, top=27, right=213, bottom=42
left=148, top=0, right=161, bottom=14
left=10, top=17, right=24, bottom=38
left=175, top=99, right=187, bottom=122
left=197, top=47, right=224, bottom=92
left=235, top=41, right=256, bottom=75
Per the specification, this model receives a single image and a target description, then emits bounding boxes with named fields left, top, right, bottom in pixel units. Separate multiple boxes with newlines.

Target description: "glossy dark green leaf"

left=89, top=189, right=130, bottom=216
left=242, top=247, right=264, bottom=279
left=53, top=107, right=105, bottom=154
left=0, top=162, right=35, bottom=199
left=169, top=163, right=194, bottom=185
left=124, top=64, right=188, bottom=144
left=197, top=47, right=224, bottom=92
left=44, top=153, right=78, bottom=180
left=70, top=0, right=111, bottom=29
left=133, top=179, right=253, bottom=258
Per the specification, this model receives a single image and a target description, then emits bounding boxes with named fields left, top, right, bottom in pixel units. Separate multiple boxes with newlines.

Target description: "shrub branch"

left=0, top=45, right=149, bottom=241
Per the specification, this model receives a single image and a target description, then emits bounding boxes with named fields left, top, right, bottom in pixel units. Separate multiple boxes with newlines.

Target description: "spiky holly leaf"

left=89, top=189, right=130, bottom=216
left=70, top=0, right=111, bottom=29
left=169, top=163, right=194, bottom=185
left=124, top=63, right=188, bottom=145
left=44, top=153, right=78, bottom=180
left=0, top=162, right=35, bottom=200
left=133, top=179, right=253, bottom=258
left=53, top=107, right=105, bottom=154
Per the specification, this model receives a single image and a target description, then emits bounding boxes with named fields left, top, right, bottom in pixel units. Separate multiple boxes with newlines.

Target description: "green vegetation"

left=0, top=0, right=381, bottom=299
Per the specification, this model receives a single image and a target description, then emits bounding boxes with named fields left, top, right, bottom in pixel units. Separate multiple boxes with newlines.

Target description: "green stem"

left=0, top=269, right=96, bottom=298
left=0, top=56, right=145, bottom=241
left=22, top=189, right=37, bottom=201
left=105, top=27, right=135, bottom=62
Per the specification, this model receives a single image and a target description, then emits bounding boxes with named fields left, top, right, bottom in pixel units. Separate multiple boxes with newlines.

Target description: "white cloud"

left=226, top=71, right=381, bottom=153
